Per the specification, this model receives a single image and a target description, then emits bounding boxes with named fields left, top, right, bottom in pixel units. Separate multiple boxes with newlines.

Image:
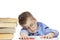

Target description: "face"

left=23, top=17, right=38, bottom=33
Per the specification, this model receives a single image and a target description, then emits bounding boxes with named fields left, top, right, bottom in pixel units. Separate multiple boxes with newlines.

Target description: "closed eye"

left=30, top=23, right=33, bottom=27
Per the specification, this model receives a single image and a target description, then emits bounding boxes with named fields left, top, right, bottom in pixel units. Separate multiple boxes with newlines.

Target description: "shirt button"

left=31, top=33, right=34, bottom=35
left=37, top=32, right=38, bottom=33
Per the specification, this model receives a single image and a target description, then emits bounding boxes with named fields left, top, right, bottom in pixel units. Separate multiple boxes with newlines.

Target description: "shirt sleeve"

left=41, top=23, right=59, bottom=38
left=20, top=29, right=28, bottom=36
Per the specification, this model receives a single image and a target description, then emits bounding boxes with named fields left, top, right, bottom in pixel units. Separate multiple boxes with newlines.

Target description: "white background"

left=0, top=0, right=60, bottom=40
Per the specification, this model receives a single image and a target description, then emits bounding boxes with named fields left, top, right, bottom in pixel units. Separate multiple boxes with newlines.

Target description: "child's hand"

left=19, top=32, right=29, bottom=40
left=19, top=36, right=29, bottom=40
left=40, top=32, right=54, bottom=39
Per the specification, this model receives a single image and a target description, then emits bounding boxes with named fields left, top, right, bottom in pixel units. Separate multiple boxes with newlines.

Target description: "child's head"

left=18, top=11, right=37, bottom=33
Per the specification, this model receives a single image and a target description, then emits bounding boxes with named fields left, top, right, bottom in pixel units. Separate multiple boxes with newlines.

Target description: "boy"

left=18, top=11, right=59, bottom=39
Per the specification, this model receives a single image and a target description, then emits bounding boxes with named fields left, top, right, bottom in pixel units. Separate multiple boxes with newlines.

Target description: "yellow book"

left=0, top=34, right=13, bottom=40
left=0, top=23, right=17, bottom=27
left=0, top=28, right=15, bottom=33
left=0, top=18, right=17, bottom=27
left=0, top=18, right=17, bottom=22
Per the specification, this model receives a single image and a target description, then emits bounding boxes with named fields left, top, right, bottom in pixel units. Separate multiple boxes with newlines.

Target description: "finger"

left=20, top=36, right=29, bottom=40
left=48, top=35, right=54, bottom=39
left=23, top=37, right=28, bottom=40
left=24, top=37, right=27, bottom=40
left=44, top=35, right=52, bottom=39
left=48, top=36, right=53, bottom=39
left=42, top=35, right=49, bottom=39
left=42, top=35, right=47, bottom=38
left=19, top=37, right=23, bottom=40
left=19, top=36, right=23, bottom=40
left=24, top=36, right=29, bottom=40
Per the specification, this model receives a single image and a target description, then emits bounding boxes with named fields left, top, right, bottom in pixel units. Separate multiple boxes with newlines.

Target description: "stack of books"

left=0, top=18, right=17, bottom=40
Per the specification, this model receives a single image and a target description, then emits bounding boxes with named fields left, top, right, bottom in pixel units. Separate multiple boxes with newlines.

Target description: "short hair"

left=18, top=11, right=35, bottom=25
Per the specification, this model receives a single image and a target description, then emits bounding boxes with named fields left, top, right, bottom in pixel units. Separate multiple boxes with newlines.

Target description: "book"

left=0, top=28, right=15, bottom=33
left=0, top=18, right=17, bottom=22
left=0, top=18, right=17, bottom=27
left=0, top=34, right=13, bottom=40
left=0, top=23, right=17, bottom=27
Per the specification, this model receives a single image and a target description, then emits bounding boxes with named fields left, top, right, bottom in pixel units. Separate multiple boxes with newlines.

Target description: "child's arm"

left=19, top=30, right=29, bottom=40
left=40, top=22, right=59, bottom=39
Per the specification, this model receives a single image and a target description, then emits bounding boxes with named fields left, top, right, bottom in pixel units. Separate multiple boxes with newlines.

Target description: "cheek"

left=33, top=25, right=37, bottom=29
left=33, top=24, right=37, bottom=27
